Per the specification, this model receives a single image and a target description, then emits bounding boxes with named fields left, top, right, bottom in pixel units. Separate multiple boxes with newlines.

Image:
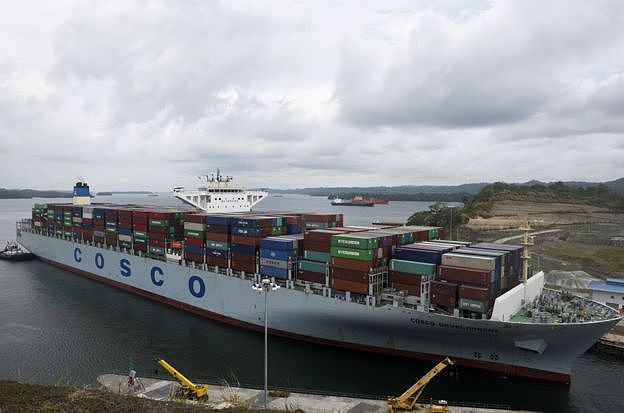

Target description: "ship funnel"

left=73, top=182, right=91, bottom=206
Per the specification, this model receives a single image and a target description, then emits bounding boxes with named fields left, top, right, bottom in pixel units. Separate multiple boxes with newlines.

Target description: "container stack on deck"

left=259, top=236, right=298, bottom=279
left=205, top=214, right=231, bottom=268
left=184, top=213, right=207, bottom=264
left=303, top=213, right=343, bottom=229
left=82, top=206, right=94, bottom=242
left=132, top=210, right=148, bottom=253
left=230, top=216, right=275, bottom=273
left=104, top=208, right=118, bottom=247
left=299, top=229, right=342, bottom=285
left=117, top=209, right=133, bottom=250
left=330, top=233, right=386, bottom=295
left=147, top=211, right=170, bottom=257
left=93, top=207, right=105, bottom=244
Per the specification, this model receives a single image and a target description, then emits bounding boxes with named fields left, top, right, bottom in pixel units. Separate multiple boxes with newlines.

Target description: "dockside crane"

left=388, top=357, right=455, bottom=413
left=156, top=358, right=209, bottom=400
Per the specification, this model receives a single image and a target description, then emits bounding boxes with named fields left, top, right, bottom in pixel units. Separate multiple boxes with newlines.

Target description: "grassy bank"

left=0, top=381, right=253, bottom=413
left=541, top=241, right=624, bottom=275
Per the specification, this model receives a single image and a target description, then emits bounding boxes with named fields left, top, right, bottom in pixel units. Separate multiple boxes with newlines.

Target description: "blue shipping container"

left=394, top=248, right=442, bottom=264
left=184, top=245, right=205, bottom=255
left=259, top=265, right=289, bottom=279
left=259, top=237, right=297, bottom=251
left=206, top=248, right=227, bottom=258
left=205, top=214, right=231, bottom=225
left=118, top=228, right=132, bottom=236
left=231, top=226, right=262, bottom=237
left=286, top=224, right=301, bottom=234
left=231, top=243, right=256, bottom=255
left=259, top=248, right=296, bottom=261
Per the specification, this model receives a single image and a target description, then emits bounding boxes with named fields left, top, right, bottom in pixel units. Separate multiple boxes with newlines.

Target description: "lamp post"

left=252, top=278, right=280, bottom=409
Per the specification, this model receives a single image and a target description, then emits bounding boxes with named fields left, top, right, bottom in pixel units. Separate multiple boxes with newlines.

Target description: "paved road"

left=494, top=229, right=562, bottom=244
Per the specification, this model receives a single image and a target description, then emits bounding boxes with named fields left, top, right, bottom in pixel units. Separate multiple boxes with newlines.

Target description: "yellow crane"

left=156, top=358, right=209, bottom=400
left=388, top=357, right=455, bottom=413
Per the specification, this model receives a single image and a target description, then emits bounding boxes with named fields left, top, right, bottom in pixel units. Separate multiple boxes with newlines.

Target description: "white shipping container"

left=83, top=212, right=93, bottom=219
left=184, top=222, right=206, bottom=231
left=441, top=253, right=496, bottom=271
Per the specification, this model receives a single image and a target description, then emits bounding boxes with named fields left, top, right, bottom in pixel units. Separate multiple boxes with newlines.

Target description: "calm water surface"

left=1, top=194, right=622, bottom=412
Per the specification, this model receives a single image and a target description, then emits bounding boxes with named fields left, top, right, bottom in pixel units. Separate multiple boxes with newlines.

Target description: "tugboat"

left=0, top=241, right=35, bottom=261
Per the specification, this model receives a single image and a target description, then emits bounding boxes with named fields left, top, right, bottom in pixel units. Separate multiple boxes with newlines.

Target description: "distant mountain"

left=268, top=178, right=624, bottom=196
left=0, top=189, right=71, bottom=199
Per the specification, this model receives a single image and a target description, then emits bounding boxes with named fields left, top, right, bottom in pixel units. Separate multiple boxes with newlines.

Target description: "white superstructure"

left=173, top=170, right=267, bottom=212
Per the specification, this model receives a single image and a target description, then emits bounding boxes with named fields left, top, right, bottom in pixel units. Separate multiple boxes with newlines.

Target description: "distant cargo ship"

left=331, top=196, right=375, bottom=207
left=16, top=179, right=621, bottom=384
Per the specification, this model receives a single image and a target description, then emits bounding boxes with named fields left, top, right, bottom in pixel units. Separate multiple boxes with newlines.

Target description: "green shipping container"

left=389, top=259, right=436, bottom=276
left=133, top=230, right=147, bottom=238
left=271, top=226, right=283, bottom=235
left=149, top=219, right=168, bottom=227
left=149, top=246, right=165, bottom=255
left=331, top=234, right=379, bottom=249
left=106, top=228, right=118, bottom=233
left=305, top=222, right=330, bottom=229
left=298, top=260, right=327, bottom=274
left=459, top=298, right=487, bottom=313
left=206, top=240, right=229, bottom=250
left=330, top=246, right=380, bottom=261
left=303, top=250, right=331, bottom=263
left=185, top=229, right=205, bottom=238
left=428, top=228, right=439, bottom=240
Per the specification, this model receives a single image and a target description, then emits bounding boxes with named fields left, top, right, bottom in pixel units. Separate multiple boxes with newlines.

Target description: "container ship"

left=16, top=180, right=621, bottom=384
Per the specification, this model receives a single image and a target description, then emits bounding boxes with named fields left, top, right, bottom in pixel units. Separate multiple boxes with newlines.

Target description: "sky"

left=1, top=0, right=623, bottom=191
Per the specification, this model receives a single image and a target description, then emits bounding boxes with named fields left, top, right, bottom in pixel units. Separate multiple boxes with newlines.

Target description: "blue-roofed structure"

left=588, top=278, right=624, bottom=309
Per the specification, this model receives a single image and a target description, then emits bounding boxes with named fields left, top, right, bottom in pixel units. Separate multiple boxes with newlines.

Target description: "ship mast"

left=519, top=222, right=534, bottom=283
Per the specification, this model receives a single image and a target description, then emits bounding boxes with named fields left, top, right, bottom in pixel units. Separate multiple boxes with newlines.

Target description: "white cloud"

left=0, top=0, right=622, bottom=191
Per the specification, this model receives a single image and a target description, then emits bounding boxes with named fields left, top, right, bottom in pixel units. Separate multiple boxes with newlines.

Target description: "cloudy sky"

left=1, top=0, right=623, bottom=191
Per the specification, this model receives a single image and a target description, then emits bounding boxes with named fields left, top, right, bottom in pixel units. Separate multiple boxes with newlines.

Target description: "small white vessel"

left=173, top=170, right=267, bottom=212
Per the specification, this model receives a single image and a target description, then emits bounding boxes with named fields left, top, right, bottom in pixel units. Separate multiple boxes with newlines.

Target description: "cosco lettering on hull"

left=73, top=247, right=206, bottom=298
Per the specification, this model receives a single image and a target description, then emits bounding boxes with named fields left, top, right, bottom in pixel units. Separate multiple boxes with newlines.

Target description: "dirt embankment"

left=465, top=200, right=618, bottom=231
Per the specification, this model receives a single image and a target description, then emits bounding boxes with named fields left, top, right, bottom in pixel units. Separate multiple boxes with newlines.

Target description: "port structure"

left=388, top=357, right=454, bottom=413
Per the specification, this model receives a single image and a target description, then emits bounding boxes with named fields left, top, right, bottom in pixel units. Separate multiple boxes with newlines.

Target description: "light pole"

left=252, top=278, right=280, bottom=410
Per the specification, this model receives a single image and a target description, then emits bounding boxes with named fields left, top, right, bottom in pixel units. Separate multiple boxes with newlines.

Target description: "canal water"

left=0, top=194, right=622, bottom=412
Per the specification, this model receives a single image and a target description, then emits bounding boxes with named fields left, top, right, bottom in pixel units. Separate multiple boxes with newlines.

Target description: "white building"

left=588, top=278, right=624, bottom=310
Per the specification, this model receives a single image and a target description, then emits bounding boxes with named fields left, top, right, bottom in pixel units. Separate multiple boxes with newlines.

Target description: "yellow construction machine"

left=388, top=357, right=454, bottom=413
left=157, top=358, right=209, bottom=400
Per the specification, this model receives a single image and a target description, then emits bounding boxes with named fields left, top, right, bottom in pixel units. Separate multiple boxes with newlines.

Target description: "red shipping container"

left=206, top=233, right=230, bottom=243
left=149, top=238, right=166, bottom=247
left=184, top=252, right=205, bottom=263
left=207, top=256, right=228, bottom=267
left=105, top=234, right=117, bottom=247
left=206, top=224, right=230, bottom=234
left=149, top=233, right=166, bottom=242
left=302, top=213, right=343, bottom=223
left=431, top=280, right=458, bottom=296
left=330, top=257, right=382, bottom=272
left=133, top=223, right=148, bottom=232
left=149, top=211, right=171, bottom=220
left=331, top=267, right=369, bottom=282
left=305, top=229, right=343, bottom=243
left=133, top=242, right=147, bottom=252
left=459, top=285, right=490, bottom=301
left=132, top=210, right=149, bottom=219
left=184, top=237, right=205, bottom=247
left=297, top=270, right=325, bottom=284
left=389, top=271, right=422, bottom=286
left=231, top=260, right=256, bottom=273
left=438, top=265, right=490, bottom=287
left=231, top=235, right=261, bottom=247
left=82, top=230, right=93, bottom=241
left=431, top=293, right=456, bottom=308
left=391, top=282, right=421, bottom=295
left=331, top=278, right=368, bottom=294
left=303, top=240, right=331, bottom=252
left=186, top=214, right=207, bottom=224
left=149, top=226, right=169, bottom=235
left=231, top=251, right=256, bottom=262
